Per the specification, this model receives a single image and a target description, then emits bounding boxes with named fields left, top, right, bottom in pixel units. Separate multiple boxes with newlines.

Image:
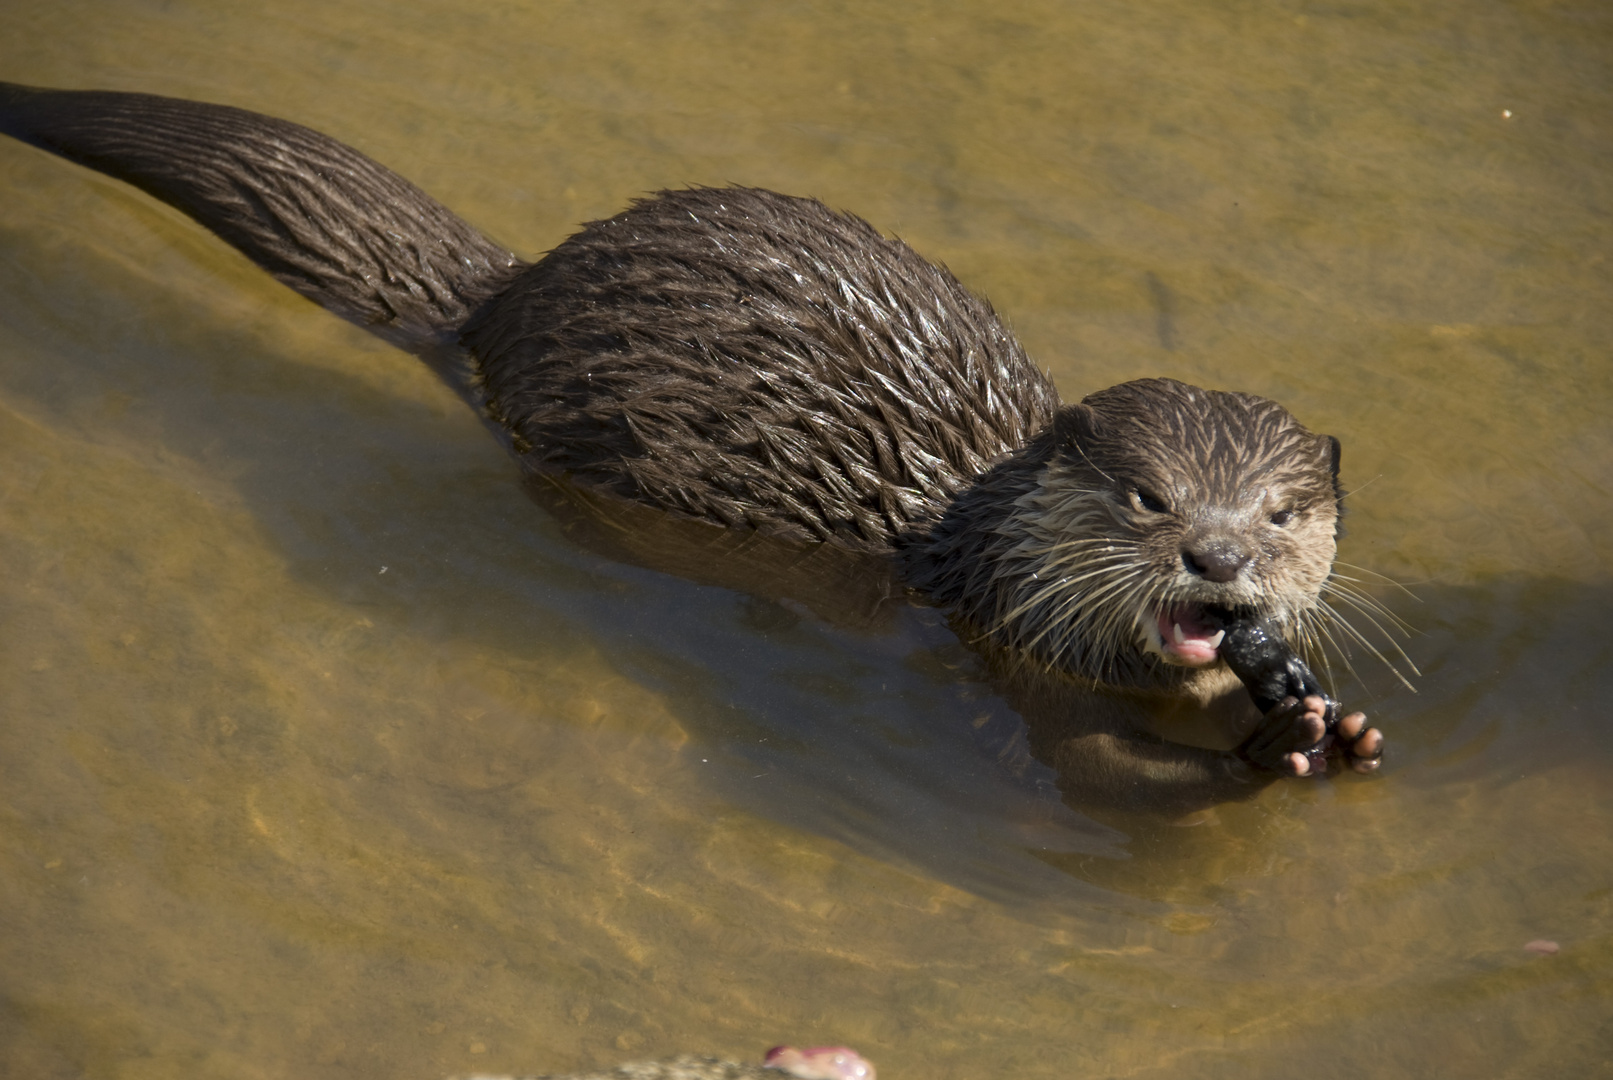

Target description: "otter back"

left=465, top=186, right=1059, bottom=551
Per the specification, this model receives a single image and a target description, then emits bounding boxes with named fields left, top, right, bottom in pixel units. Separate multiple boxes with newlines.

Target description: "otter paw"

left=1332, top=710, right=1384, bottom=774
left=1236, top=694, right=1330, bottom=777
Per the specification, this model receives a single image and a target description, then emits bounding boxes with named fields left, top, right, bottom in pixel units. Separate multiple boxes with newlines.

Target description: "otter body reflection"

left=0, top=83, right=1385, bottom=813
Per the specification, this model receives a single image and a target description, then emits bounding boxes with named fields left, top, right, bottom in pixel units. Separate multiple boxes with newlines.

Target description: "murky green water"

left=1, top=2, right=1609, bottom=1077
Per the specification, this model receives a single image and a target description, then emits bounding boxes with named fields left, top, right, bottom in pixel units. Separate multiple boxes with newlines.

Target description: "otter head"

left=990, top=377, right=1341, bottom=692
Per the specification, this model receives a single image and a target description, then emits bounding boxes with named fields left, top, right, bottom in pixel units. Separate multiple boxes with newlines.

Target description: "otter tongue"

left=1158, top=604, right=1226, bottom=665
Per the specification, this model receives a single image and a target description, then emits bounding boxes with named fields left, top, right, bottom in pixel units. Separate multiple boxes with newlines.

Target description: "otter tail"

left=0, top=82, right=523, bottom=354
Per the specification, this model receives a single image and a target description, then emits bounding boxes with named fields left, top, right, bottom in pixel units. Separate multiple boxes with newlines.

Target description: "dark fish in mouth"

left=1204, top=604, right=1338, bottom=773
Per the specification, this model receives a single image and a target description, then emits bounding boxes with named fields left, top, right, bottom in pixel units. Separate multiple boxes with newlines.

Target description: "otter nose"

left=1182, top=540, right=1251, bottom=583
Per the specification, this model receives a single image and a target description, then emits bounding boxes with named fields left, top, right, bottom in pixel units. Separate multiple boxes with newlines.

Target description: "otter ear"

left=1325, top=435, right=1344, bottom=501
left=1325, top=435, right=1347, bottom=537
left=1053, top=403, right=1099, bottom=447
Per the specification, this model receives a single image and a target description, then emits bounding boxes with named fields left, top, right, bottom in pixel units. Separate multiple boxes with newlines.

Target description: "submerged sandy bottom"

left=0, top=2, right=1609, bottom=1077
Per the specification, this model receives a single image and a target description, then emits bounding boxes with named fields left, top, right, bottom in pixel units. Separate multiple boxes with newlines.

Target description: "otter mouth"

left=1151, top=602, right=1232, bottom=667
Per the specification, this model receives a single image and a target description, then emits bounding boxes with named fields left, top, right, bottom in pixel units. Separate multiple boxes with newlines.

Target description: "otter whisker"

left=1309, top=611, right=1392, bottom=694
left=991, top=556, right=1142, bottom=630
left=1058, top=580, right=1148, bottom=654
left=1017, top=552, right=1141, bottom=586
left=1323, top=578, right=1417, bottom=637
left=1310, top=603, right=1419, bottom=691
left=1028, top=552, right=1138, bottom=580
left=1035, top=536, right=1144, bottom=558
left=1330, top=561, right=1425, bottom=596
left=1078, top=578, right=1163, bottom=674
left=1320, top=583, right=1421, bottom=666
left=1294, top=608, right=1358, bottom=693
left=1013, top=568, right=1146, bottom=661
left=1338, top=475, right=1384, bottom=500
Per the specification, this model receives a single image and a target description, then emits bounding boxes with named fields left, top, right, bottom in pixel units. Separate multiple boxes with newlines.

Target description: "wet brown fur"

left=464, top=186, right=1058, bottom=551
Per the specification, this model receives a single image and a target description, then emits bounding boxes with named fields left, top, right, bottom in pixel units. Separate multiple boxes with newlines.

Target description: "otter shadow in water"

left=1362, top=579, right=1613, bottom=785
left=0, top=242, right=1117, bottom=902
left=0, top=82, right=1392, bottom=851
left=514, top=478, right=1421, bottom=898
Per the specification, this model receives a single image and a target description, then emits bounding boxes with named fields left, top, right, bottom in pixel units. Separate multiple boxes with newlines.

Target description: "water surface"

left=1, top=2, right=1609, bottom=1077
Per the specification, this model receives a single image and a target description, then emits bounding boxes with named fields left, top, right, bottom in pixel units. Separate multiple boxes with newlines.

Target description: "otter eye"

left=1270, top=509, right=1295, bottom=527
left=1130, top=487, right=1168, bottom=514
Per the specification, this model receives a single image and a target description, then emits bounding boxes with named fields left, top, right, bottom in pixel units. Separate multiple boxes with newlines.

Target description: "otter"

left=0, top=82, right=1387, bottom=812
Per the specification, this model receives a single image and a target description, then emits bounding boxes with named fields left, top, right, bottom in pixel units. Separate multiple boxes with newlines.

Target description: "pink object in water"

left=764, top=1045, right=877, bottom=1080
left=1523, top=939, right=1560, bottom=955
